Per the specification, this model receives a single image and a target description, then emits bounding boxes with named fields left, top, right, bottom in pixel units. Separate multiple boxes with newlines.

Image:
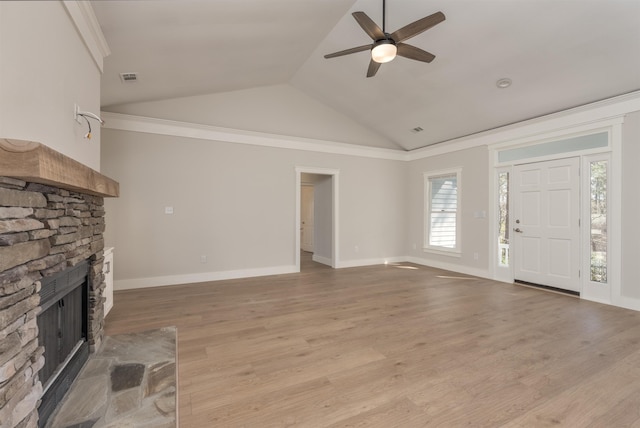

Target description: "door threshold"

left=515, top=280, right=579, bottom=297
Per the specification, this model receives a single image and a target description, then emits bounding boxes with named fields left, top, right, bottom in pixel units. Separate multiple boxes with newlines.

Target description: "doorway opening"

left=295, top=167, right=339, bottom=271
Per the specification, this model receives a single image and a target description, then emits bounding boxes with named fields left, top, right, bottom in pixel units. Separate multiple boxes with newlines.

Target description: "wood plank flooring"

left=105, top=255, right=640, bottom=427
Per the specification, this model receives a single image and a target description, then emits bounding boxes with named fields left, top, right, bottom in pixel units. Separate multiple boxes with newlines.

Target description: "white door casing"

left=513, top=157, right=580, bottom=292
left=301, top=184, right=314, bottom=252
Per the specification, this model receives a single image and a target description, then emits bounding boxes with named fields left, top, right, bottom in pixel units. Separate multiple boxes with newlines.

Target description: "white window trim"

left=581, top=153, right=611, bottom=304
left=423, top=168, right=462, bottom=256
left=492, top=166, right=513, bottom=283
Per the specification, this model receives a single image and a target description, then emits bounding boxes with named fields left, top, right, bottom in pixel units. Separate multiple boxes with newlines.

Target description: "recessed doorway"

left=295, top=167, right=339, bottom=271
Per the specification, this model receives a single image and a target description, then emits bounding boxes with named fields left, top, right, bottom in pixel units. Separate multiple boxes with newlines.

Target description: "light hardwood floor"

left=105, top=256, right=640, bottom=427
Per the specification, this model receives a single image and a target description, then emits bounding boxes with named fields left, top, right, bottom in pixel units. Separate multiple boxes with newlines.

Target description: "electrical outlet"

left=354, top=245, right=359, bottom=253
left=164, top=206, right=174, bottom=215
left=473, top=252, right=479, bottom=261
left=200, top=255, right=207, bottom=264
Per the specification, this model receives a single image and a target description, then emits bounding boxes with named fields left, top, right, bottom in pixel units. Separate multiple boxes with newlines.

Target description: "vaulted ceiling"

left=93, top=0, right=640, bottom=151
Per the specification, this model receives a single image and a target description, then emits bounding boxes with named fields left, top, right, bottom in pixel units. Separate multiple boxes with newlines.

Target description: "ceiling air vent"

left=119, top=72, right=138, bottom=83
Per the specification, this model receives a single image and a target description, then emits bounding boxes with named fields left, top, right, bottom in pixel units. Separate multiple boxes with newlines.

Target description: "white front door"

left=300, top=184, right=314, bottom=252
left=513, top=157, right=580, bottom=292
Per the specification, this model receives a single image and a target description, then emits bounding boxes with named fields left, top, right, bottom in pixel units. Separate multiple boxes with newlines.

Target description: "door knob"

left=513, top=228, right=523, bottom=233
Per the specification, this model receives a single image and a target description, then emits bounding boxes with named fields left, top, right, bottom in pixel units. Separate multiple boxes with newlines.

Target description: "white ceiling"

left=93, top=0, right=640, bottom=151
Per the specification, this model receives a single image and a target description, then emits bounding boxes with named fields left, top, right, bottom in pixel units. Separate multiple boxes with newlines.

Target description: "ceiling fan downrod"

left=382, top=0, right=386, bottom=34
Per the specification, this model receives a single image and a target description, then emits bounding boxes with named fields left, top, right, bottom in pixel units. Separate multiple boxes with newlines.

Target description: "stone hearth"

left=45, top=327, right=177, bottom=427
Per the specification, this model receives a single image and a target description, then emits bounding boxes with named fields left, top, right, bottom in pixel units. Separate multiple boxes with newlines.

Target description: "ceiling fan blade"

left=396, top=43, right=436, bottom=63
left=353, top=11, right=385, bottom=41
left=390, top=11, right=445, bottom=43
left=367, top=59, right=381, bottom=78
left=324, top=44, right=372, bottom=59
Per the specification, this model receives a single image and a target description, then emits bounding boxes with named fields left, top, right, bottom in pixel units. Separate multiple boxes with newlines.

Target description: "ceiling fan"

left=324, top=0, right=445, bottom=77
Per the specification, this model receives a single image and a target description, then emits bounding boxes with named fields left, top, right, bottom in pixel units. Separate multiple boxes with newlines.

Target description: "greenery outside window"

left=498, top=171, right=510, bottom=266
left=590, top=160, right=608, bottom=283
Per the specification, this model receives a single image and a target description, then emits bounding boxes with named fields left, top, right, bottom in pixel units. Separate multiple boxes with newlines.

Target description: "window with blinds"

left=424, top=169, right=461, bottom=253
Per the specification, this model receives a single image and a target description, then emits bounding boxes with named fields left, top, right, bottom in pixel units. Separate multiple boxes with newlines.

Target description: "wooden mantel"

left=0, top=139, right=119, bottom=197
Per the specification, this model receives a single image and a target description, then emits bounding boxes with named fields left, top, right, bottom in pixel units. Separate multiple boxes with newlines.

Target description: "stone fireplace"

left=0, top=139, right=119, bottom=428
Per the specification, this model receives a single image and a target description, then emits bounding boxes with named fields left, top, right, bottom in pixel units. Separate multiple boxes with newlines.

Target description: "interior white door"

left=513, top=157, right=580, bottom=292
left=300, top=185, right=314, bottom=252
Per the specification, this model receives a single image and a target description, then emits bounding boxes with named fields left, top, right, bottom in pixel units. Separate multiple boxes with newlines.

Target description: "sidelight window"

left=497, top=171, right=510, bottom=266
left=589, top=160, right=608, bottom=283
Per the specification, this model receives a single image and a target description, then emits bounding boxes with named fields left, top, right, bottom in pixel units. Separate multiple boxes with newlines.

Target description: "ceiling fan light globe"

left=371, top=43, right=397, bottom=63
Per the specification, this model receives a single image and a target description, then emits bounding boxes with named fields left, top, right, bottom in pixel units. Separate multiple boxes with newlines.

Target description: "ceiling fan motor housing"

left=371, top=39, right=397, bottom=63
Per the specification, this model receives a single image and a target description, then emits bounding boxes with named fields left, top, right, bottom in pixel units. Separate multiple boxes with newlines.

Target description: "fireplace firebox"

left=36, top=261, right=90, bottom=426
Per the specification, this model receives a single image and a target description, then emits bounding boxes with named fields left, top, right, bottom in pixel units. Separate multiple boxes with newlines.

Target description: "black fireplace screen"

left=37, top=261, right=89, bottom=426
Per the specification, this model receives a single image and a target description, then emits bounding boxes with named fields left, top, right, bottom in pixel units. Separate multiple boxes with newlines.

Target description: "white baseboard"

left=114, top=265, right=298, bottom=290
left=335, top=256, right=488, bottom=278
left=113, top=258, right=639, bottom=313
left=613, top=295, right=640, bottom=312
left=404, top=256, right=491, bottom=279
left=104, top=300, right=113, bottom=316
left=336, top=256, right=407, bottom=269
left=311, top=254, right=332, bottom=266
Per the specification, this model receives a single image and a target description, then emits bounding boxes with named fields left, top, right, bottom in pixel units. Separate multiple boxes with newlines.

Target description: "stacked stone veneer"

left=0, top=176, right=107, bottom=428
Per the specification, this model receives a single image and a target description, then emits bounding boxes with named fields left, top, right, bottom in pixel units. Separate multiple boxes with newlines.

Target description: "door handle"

left=513, top=228, right=523, bottom=233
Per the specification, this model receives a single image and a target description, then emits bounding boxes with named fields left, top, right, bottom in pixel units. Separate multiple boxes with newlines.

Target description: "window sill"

left=422, top=247, right=462, bottom=258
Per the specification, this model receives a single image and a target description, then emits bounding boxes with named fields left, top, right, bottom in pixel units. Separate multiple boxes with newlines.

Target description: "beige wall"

left=621, top=110, right=640, bottom=300
left=406, top=145, right=490, bottom=276
left=101, top=128, right=406, bottom=288
left=0, top=1, right=102, bottom=170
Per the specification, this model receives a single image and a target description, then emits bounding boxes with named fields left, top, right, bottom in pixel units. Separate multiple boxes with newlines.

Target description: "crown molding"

left=101, top=112, right=409, bottom=161
left=102, top=91, right=640, bottom=162
left=62, top=1, right=111, bottom=72
left=406, top=90, right=640, bottom=161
